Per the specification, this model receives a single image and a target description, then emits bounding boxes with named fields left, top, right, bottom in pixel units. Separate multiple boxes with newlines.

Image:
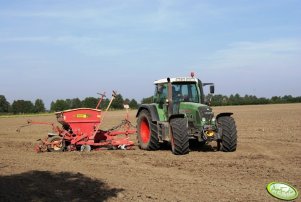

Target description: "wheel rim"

left=140, top=117, right=150, bottom=143
left=52, top=139, right=63, bottom=151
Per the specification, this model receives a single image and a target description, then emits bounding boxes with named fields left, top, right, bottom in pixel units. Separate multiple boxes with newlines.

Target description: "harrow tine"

left=96, top=91, right=106, bottom=109
left=112, top=90, right=117, bottom=97
left=16, top=120, right=32, bottom=132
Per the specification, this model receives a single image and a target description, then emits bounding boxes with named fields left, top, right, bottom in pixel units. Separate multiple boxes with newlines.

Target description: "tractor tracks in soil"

left=0, top=104, right=301, bottom=202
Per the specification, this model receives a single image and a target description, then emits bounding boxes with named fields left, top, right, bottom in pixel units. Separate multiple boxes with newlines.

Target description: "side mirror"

left=210, top=85, right=215, bottom=94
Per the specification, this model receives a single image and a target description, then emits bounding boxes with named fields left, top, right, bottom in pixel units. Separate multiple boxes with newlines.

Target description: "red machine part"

left=30, top=108, right=136, bottom=153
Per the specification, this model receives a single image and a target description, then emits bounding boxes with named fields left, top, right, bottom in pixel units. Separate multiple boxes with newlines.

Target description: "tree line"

left=141, top=94, right=301, bottom=106
left=0, top=94, right=138, bottom=114
left=0, top=96, right=46, bottom=114
left=209, top=94, right=301, bottom=106
left=50, top=94, right=138, bottom=111
left=1, top=93, right=301, bottom=115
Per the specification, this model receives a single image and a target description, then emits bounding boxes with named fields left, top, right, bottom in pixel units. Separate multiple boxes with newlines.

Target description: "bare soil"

left=0, top=103, right=300, bottom=202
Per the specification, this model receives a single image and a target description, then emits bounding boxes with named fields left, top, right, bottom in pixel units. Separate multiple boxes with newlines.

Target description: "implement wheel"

left=137, top=110, right=159, bottom=150
left=170, top=118, right=189, bottom=155
left=218, top=116, right=237, bottom=152
left=47, top=136, right=64, bottom=152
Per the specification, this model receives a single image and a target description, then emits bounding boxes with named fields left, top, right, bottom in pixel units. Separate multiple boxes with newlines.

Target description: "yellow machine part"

left=205, top=131, right=215, bottom=137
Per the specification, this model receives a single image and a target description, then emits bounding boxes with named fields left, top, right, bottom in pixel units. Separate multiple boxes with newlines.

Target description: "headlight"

left=201, top=117, right=206, bottom=124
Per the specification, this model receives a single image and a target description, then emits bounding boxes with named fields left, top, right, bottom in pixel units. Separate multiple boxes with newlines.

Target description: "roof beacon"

left=191, top=72, right=195, bottom=78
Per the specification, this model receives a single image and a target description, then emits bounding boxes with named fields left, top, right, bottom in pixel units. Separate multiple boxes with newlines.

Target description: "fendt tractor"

left=136, top=73, right=237, bottom=155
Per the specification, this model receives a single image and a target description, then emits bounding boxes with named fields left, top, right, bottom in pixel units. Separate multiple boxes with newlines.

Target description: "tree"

left=292, top=96, right=301, bottom=103
left=50, top=100, right=69, bottom=112
left=271, top=96, right=281, bottom=104
left=34, top=99, right=45, bottom=113
left=71, top=98, right=82, bottom=109
left=12, top=100, right=34, bottom=114
left=211, top=94, right=226, bottom=106
left=282, top=95, right=294, bottom=103
left=141, top=96, right=153, bottom=104
left=129, top=99, right=138, bottom=109
left=124, top=98, right=130, bottom=105
left=228, top=94, right=243, bottom=105
left=65, top=99, right=72, bottom=109
left=0, top=95, right=10, bottom=113
left=82, top=97, right=98, bottom=108
left=257, top=97, right=269, bottom=104
left=99, top=98, right=110, bottom=110
left=111, top=94, right=124, bottom=109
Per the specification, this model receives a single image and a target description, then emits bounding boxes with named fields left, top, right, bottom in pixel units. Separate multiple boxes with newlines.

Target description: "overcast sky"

left=0, top=0, right=300, bottom=108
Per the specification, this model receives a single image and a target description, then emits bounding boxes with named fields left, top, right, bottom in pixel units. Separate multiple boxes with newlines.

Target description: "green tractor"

left=136, top=73, right=237, bottom=155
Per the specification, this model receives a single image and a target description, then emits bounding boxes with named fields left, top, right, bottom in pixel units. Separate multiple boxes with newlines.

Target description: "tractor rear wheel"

left=47, top=136, right=64, bottom=152
left=170, top=118, right=189, bottom=155
left=218, top=116, right=237, bottom=152
left=137, top=110, right=159, bottom=150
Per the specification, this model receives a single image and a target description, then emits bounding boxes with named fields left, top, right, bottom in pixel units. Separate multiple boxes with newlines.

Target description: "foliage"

left=47, top=95, right=137, bottom=112
left=209, top=94, right=301, bottom=106
left=50, top=100, right=69, bottom=112
left=141, top=96, right=153, bottom=104
left=1, top=92, right=301, bottom=115
left=11, top=100, right=34, bottom=114
left=69, top=98, right=82, bottom=109
left=140, top=94, right=301, bottom=106
left=82, top=97, right=98, bottom=108
left=98, top=98, right=110, bottom=110
left=0, top=95, right=10, bottom=113
left=124, top=98, right=130, bottom=105
left=111, top=94, right=124, bottom=109
left=129, top=99, right=138, bottom=109
left=34, top=99, right=46, bottom=113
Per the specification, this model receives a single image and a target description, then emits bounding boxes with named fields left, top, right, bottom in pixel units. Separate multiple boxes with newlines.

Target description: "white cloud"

left=197, top=38, right=301, bottom=97
left=206, top=38, right=301, bottom=70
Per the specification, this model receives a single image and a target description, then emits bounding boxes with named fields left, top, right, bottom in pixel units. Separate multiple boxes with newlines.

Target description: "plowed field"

left=0, top=104, right=300, bottom=201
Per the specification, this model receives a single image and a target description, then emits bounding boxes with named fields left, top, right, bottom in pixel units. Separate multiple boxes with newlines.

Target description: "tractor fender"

left=136, top=104, right=160, bottom=122
left=216, top=112, right=233, bottom=120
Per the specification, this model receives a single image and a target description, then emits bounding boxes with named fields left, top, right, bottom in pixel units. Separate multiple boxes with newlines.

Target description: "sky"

left=0, top=0, right=300, bottom=108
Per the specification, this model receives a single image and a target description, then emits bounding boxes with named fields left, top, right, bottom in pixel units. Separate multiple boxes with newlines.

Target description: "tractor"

left=136, top=73, right=237, bottom=155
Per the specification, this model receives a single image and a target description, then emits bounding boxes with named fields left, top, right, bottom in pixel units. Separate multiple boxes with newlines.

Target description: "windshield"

left=172, top=82, right=199, bottom=103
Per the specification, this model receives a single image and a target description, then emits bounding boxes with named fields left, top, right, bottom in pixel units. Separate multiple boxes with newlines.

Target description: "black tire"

left=47, top=136, right=65, bottom=152
left=170, top=118, right=189, bottom=155
left=136, top=110, right=159, bottom=150
left=218, top=116, right=237, bottom=152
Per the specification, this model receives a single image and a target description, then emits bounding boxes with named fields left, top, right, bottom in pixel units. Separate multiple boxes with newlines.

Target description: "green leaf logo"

left=267, top=182, right=299, bottom=201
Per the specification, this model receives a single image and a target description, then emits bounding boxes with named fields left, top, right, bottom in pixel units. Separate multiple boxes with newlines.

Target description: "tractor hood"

left=179, top=102, right=214, bottom=124
left=179, top=102, right=210, bottom=112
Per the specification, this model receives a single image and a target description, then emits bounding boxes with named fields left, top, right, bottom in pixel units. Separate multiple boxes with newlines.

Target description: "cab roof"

left=154, top=77, right=198, bottom=84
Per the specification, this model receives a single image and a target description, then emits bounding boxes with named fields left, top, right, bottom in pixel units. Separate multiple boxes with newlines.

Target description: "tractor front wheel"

left=47, top=136, right=65, bottom=152
left=137, top=110, right=159, bottom=150
left=170, top=118, right=189, bottom=155
left=218, top=116, right=237, bottom=152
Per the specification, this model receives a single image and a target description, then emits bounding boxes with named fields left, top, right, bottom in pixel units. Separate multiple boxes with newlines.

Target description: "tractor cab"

left=153, top=74, right=214, bottom=118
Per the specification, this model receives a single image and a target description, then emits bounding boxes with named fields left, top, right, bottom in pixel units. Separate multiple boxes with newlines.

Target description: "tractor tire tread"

left=218, top=116, right=237, bottom=152
left=170, top=118, right=189, bottom=155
